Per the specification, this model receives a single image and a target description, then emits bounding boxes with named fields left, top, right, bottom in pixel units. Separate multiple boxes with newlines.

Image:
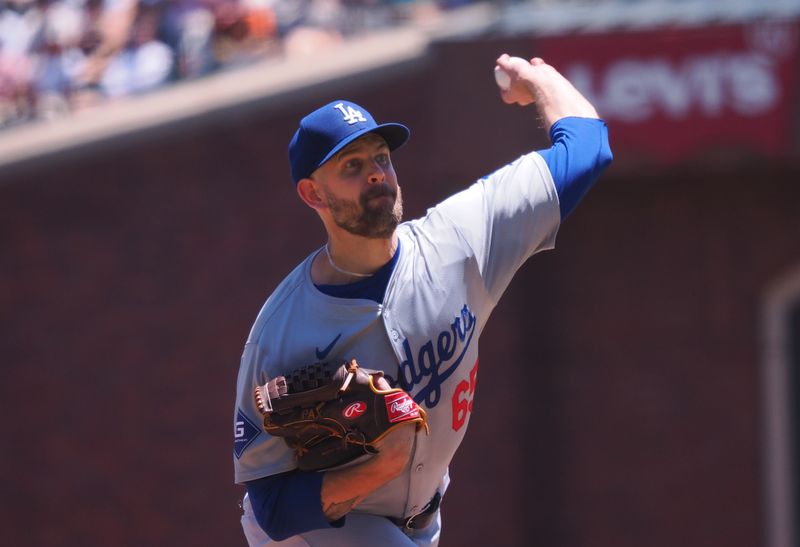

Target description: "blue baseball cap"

left=289, top=100, right=410, bottom=184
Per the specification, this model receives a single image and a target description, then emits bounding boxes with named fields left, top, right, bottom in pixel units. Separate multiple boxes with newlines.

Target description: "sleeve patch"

left=233, top=408, right=261, bottom=459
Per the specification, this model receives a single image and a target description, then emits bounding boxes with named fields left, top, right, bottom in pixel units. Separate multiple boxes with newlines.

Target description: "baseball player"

left=233, top=54, right=613, bottom=546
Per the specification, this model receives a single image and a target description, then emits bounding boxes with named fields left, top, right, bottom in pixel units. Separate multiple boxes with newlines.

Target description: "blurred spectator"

left=33, top=0, right=88, bottom=119
left=338, top=0, right=396, bottom=36
left=212, top=0, right=278, bottom=66
left=281, top=0, right=343, bottom=57
left=78, top=0, right=138, bottom=90
left=161, top=0, right=217, bottom=79
left=0, top=0, right=473, bottom=128
left=0, top=0, right=41, bottom=125
left=0, top=45, right=35, bottom=125
left=0, top=0, right=43, bottom=55
left=98, top=3, right=173, bottom=97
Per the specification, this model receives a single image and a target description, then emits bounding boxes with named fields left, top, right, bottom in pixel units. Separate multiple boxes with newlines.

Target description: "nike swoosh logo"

left=315, top=333, right=342, bottom=361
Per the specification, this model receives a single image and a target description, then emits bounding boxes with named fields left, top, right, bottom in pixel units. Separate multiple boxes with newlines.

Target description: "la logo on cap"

left=334, top=102, right=367, bottom=125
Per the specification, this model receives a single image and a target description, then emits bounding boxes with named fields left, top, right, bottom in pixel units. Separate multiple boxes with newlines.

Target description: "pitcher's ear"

left=297, top=178, right=325, bottom=209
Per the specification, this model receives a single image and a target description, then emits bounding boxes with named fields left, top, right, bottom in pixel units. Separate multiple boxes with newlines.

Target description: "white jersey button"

left=391, top=329, right=399, bottom=340
left=415, top=463, right=424, bottom=472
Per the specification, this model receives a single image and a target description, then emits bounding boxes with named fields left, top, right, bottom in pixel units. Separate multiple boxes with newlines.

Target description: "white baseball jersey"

left=233, top=150, right=560, bottom=544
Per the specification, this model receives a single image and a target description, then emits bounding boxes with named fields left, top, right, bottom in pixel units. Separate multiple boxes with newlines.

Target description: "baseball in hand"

left=494, top=56, right=529, bottom=90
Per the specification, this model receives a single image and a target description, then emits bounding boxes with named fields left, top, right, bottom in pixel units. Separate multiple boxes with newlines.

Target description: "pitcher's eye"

left=344, top=159, right=362, bottom=171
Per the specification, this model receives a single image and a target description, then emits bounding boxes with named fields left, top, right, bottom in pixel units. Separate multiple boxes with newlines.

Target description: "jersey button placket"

left=384, top=309, right=401, bottom=341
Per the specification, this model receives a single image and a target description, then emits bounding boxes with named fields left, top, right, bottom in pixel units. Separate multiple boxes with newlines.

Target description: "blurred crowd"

left=0, top=0, right=471, bottom=127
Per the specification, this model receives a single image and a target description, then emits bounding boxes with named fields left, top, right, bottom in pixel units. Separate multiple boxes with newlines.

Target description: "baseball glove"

left=254, top=358, right=428, bottom=471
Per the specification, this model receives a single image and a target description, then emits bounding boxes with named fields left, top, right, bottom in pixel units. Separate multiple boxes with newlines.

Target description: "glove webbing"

left=256, top=361, right=354, bottom=415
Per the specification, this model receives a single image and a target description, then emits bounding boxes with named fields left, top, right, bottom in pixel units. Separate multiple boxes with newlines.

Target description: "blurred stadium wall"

left=1, top=2, right=799, bottom=546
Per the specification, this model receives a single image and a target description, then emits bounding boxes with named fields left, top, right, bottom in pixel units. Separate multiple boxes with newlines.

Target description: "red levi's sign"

left=536, top=21, right=800, bottom=163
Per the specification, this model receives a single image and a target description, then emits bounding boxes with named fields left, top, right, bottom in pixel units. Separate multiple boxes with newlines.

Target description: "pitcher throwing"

left=232, top=54, right=613, bottom=546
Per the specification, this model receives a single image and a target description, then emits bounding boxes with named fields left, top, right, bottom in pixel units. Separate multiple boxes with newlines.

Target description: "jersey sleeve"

left=246, top=471, right=343, bottom=540
left=233, top=342, right=297, bottom=484
left=425, top=151, right=561, bottom=304
left=537, top=117, right=613, bottom=219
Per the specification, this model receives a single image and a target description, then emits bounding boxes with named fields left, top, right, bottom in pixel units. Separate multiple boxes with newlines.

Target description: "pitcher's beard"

left=325, top=185, right=403, bottom=239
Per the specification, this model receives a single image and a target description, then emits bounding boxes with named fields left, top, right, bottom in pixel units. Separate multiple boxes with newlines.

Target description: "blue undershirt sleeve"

left=537, top=117, right=613, bottom=220
left=245, top=470, right=344, bottom=541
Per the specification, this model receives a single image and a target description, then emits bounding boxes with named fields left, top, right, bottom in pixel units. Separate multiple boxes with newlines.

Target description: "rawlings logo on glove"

left=254, top=359, right=428, bottom=471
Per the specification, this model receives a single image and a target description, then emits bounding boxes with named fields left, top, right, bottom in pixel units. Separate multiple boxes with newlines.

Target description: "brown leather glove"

left=255, top=359, right=427, bottom=471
